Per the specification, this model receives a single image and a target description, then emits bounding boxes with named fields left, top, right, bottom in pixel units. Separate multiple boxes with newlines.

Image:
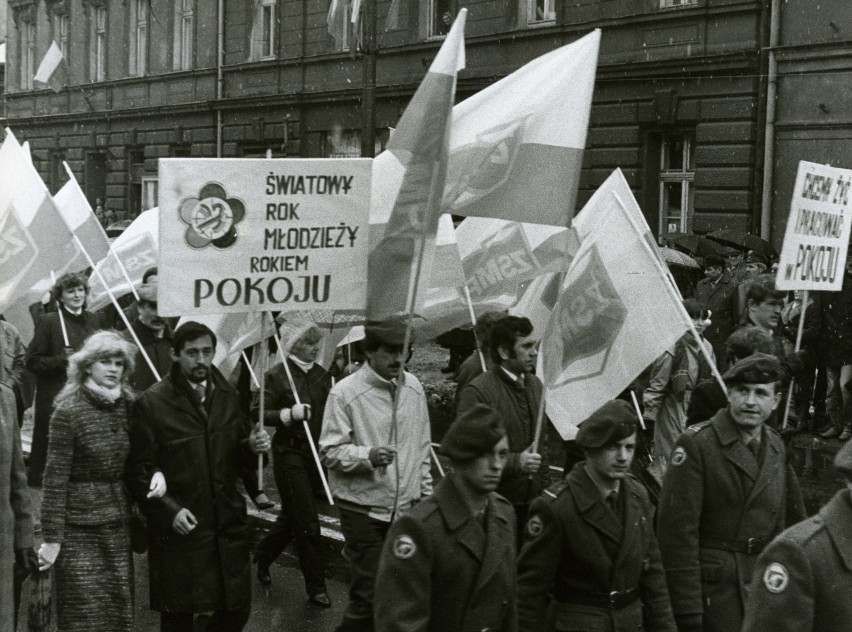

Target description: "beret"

left=442, top=403, right=506, bottom=462
left=364, top=317, right=409, bottom=348
left=722, top=352, right=783, bottom=385
left=834, top=439, right=852, bottom=478
left=575, top=400, right=637, bottom=450
left=703, top=254, right=726, bottom=268
left=137, top=283, right=157, bottom=304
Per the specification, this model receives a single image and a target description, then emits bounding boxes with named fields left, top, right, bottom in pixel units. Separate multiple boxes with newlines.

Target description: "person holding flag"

left=25, top=272, right=105, bottom=488
left=253, top=323, right=333, bottom=607
left=122, top=284, right=173, bottom=392
left=319, top=318, right=433, bottom=632
left=456, top=315, right=551, bottom=543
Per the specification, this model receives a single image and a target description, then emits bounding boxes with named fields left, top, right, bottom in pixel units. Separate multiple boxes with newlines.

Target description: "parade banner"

left=158, top=158, right=372, bottom=316
left=776, top=161, right=852, bottom=291
left=539, top=190, right=692, bottom=440
left=87, top=208, right=159, bottom=311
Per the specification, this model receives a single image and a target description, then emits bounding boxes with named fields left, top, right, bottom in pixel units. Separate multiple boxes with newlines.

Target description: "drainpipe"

left=759, top=0, right=780, bottom=239
left=216, top=0, right=224, bottom=157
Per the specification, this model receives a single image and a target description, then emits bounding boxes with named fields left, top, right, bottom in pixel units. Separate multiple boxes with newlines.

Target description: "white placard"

left=158, top=158, right=371, bottom=315
left=776, top=161, right=852, bottom=291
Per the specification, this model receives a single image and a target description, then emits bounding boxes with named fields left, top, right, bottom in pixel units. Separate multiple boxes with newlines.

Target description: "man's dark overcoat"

left=129, top=364, right=256, bottom=613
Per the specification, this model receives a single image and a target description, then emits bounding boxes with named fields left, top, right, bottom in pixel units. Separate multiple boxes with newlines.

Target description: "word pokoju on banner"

left=158, top=158, right=371, bottom=316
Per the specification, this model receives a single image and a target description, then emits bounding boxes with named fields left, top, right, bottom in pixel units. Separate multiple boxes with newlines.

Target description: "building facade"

left=4, top=0, right=842, bottom=247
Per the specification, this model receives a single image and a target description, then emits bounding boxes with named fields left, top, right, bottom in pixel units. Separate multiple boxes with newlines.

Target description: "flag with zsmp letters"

left=776, top=161, right=852, bottom=292
left=366, top=10, right=467, bottom=319
left=538, top=189, right=692, bottom=440
left=158, top=158, right=371, bottom=316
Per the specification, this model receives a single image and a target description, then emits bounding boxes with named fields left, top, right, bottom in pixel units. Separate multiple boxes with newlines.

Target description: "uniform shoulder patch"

left=393, top=535, right=417, bottom=560
left=526, top=515, right=544, bottom=538
left=687, top=420, right=712, bottom=433
left=543, top=479, right=569, bottom=500
left=763, top=562, right=789, bottom=593
left=671, top=446, right=687, bottom=466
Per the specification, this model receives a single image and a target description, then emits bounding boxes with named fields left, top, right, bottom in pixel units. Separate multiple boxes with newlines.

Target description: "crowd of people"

left=0, top=240, right=850, bottom=632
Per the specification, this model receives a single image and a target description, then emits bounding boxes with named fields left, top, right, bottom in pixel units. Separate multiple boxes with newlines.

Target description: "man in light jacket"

left=320, top=317, right=433, bottom=632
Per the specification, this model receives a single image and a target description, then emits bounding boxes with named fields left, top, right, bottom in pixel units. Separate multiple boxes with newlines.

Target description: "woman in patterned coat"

left=36, top=331, right=166, bottom=632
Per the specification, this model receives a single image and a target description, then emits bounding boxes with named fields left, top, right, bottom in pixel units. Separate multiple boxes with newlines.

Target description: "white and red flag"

left=34, top=41, right=69, bottom=93
left=538, top=189, right=693, bottom=440
left=443, top=29, right=600, bottom=226
left=366, top=9, right=466, bottom=319
left=53, top=163, right=111, bottom=272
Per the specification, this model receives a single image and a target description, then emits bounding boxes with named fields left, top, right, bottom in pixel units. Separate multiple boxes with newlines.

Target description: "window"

left=55, top=14, right=69, bottom=54
left=250, top=0, right=277, bottom=60
left=658, top=133, right=695, bottom=235
left=141, top=176, right=159, bottom=212
left=526, top=0, right=555, bottom=26
left=129, top=0, right=147, bottom=76
left=426, top=0, right=452, bottom=38
left=173, top=0, right=194, bottom=70
left=127, top=148, right=145, bottom=218
left=660, top=0, right=697, bottom=7
left=20, top=21, right=35, bottom=90
left=89, top=7, right=107, bottom=81
left=322, top=129, right=385, bottom=158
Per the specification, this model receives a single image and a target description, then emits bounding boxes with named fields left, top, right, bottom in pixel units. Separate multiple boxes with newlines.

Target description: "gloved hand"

left=14, top=547, right=39, bottom=581
left=291, top=404, right=311, bottom=422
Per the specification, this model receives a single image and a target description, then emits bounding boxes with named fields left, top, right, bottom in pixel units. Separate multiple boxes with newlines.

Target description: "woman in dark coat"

left=37, top=331, right=166, bottom=632
left=25, top=272, right=104, bottom=487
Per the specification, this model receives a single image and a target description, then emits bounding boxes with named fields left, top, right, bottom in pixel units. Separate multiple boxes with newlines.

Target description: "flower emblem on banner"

left=178, top=183, right=246, bottom=249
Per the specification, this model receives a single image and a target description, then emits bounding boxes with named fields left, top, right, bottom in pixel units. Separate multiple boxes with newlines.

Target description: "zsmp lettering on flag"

left=542, top=246, right=627, bottom=386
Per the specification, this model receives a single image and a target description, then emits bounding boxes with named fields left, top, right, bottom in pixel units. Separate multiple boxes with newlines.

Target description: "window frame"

left=259, top=0, right=277, bottom=60
left=173, top=0, right=194, bottom=71
left=129, top=0, right=148, bottom=76
left=22, top=20, right=36, bottom=90
left=526, top=0, right=556, bottom=28
left=657, top=132, right=695, bottom=236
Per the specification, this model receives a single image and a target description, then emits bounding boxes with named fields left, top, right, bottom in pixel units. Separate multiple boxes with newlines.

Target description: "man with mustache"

left=374, top=403, right=516, bottom=632
left=320, top=317, right=433, bottom=632
left=123, top=284, right=172, bottom=392
left=657, top=353, right=793, bottom=632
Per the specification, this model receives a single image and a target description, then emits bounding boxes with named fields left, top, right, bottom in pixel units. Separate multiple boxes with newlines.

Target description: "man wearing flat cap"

left=517, top=400, right=676, bottom=632
left=658, top=353, right=795, bottom=632
left=374, top=403, right=516, bottom=632
left=122, top=283, right=173, bottom=392
left=320, top=317, right=433, bottom=632
left=694, top=254, right=738, bottom=370
left=742, top=439, right=852, bottom=632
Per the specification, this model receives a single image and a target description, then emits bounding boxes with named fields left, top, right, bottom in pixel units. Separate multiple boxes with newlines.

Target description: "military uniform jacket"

left=374, top=475, right=517, bottom=632
left=656, top=408, right=788, bottom=632
left=517, top=464, right=675, bottom=632
left=743, top=489, right=852, bottom=632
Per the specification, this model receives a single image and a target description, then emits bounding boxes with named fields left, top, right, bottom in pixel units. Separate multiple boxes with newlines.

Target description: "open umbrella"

left=662, top=233, right=726, bottom=258
left=659, top=246, right=700, bottom=269
left=706, top=229, right=776, bottom=259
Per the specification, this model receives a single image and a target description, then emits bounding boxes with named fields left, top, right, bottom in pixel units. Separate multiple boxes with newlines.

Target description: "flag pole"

left=272, top=326, right=335, bottom=505
left=49, top=270, right=71, bottom=347
left=241, top=350, right=260, bottom=389
left=257, top=315, right=268, bottom=493
left=61, top=161, right=140, bottom=302
left=462, top=284, right=487, bottom=373
left=69, top=234, right=161, bottom=381
left=781, top=290, right=808, bottom=430
left=613, top=192, right=727, bottom=396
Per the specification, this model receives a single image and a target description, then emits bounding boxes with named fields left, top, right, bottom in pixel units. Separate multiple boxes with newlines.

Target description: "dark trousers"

left=336, top=506, right=391, bottom=632
left=255, top=445, right=326, bottom=595
left=160, top=605, right=251, bottom=632
left=28, top=408, right=51, bottom=487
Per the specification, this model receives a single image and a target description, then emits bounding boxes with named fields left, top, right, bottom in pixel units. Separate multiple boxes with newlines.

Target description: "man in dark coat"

left=693, top=254, right=738, bottom=370
left=517, top=400, right=675, bottom=632
left=122, top=284, right=172, bottom=392
left=456, top=316, right=551, bottom=542
left=25, top=272, right=103, bottom=487
left=816, top=259, right=852, bottom=440
left=742, top=439, right=852, bottom=632
left=375, top=403, right=517, bottom=632
left=657, top=354, right=793, bottom=632
left=129, top=321, right=271, bottom=632
left=253, top=323, right=333, bottom=606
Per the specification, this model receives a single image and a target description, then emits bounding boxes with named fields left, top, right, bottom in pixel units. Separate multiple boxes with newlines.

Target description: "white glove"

left=38, top=542, right=61, bottom=571
left=279, top=408, right=293, bottom=426
left=291, top=404, right=311, bottom=422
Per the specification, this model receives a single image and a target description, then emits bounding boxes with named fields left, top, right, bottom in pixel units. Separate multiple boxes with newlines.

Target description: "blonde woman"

left=38, top=331, right=166, bottom=632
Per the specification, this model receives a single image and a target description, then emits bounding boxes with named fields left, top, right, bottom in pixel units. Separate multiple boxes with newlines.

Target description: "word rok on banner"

left=776, top=160, right=852, bottom=291
left=158, top=159, right=372, bottom=315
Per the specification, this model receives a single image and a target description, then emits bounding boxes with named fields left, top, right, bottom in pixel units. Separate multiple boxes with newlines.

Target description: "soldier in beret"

left=374, top=403, right=516, bottom=632
left=657, top=353, right=796, bottom=632
left=517, top=400, right=675, bottom=632
left=742, top=439, right=852, bottom=632
left=693, top=253, right=738, bottom=371
left=320, top=317, right=433, bottom=632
